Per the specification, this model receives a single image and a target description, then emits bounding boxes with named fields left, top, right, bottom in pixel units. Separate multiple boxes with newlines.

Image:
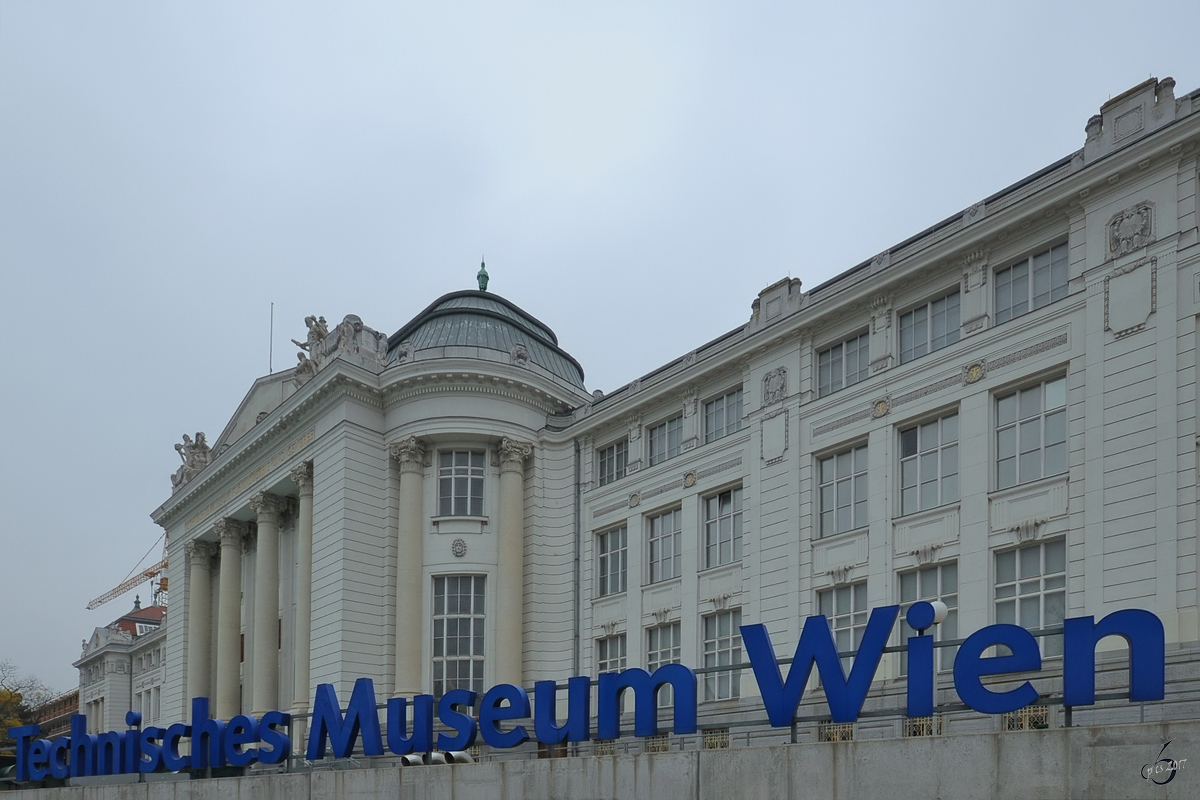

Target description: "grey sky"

left=2, top=1, right=1197, bottom=692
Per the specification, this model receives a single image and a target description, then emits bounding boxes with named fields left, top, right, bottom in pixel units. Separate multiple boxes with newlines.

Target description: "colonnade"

left=184, top=462, right=314, bottom=726
left=183, top=437, right=531, bottom=722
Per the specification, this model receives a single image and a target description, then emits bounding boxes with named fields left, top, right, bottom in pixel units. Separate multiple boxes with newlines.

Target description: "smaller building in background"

left=28, top=688, right=79, bottom=741
left=74, top=597, right=167, bottom=733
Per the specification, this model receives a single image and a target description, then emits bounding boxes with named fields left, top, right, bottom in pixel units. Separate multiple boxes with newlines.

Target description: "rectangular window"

left=899, top=413, right=959, bottom=515
left=702, top=609, right=743, bottom=701
left=818, top=445, right=868, bottom=537
left=646, top=623, right=682, bottom=707
left=432, top=575, right=486, bottom=698
left=647, top=415, right=683, bottom=466
left=597, top=439, right=628, bottom=487
left=817, top=332, right=870, bottom=397
left=597, top=634, right=627, bottom=674
left=995, top=540, right=1066, bottom=656
left=704, top=388, right=744, bottom=443
left=898, top=562, right=959, bottom=673
left=438, top=450, right=485, bottom=516
left=819, top=582, right=868, bottom=674
left=647, top=508, right=682, bottom=583
left=899, top=290, right=960, bottom=363
left=704, top=487, right=743, bottom=567
left=597, top=526, right=628, bottom=597
left=995, top=376, right=1067, bottom=490
left=994, top=243, right=1068, bottom=325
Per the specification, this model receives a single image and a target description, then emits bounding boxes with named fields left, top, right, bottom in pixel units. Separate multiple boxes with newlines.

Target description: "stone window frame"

left=704, top=387, right=744, bottom=443
left=437, top=449, right=485, bottom=517
left=898, top=288, right=961, bottom=364
left=816, top=330, right=870, bottom=397
left=597, top=525, right=628, bottom=598
left=994, top=241, right=1069, bottom=326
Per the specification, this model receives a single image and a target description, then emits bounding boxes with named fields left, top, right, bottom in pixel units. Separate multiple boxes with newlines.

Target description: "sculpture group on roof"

left=291, top=313, right=389, bottom=387
left=170, top=432, right=211, bottom=492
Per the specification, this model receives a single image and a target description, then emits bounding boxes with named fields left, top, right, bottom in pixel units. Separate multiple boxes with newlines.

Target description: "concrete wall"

left=10, top=720, right=1198, bottom=799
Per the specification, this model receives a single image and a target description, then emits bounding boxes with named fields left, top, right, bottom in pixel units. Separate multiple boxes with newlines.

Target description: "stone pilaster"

left=184, top=540, right=216, bottom=705
left=289, top=462, right=314, bottom=747
left=250, top=492, right=285, bottom=717
left=496, top=437, right=533, bottom=687
left=213, top=518, right=248, bottom=721
left=389, top=438, right=426, bottom=697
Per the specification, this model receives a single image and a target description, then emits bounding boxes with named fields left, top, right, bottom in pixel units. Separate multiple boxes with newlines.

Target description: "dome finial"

left=477, top=257, right=489, bottom=291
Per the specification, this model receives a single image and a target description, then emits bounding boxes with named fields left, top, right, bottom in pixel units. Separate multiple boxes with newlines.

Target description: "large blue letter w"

left=743, top=605, right=898, bottom=725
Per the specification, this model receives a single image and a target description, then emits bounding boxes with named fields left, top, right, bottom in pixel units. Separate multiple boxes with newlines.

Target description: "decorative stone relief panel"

left=893, top=507, right=960, bottom=557
left=1107, top=201, right=1155, bottom=258
left=698, top=564, right=741, bottom=600
left=761, top=409, right=788, bottom=465
left=813, top=531, right=868, bottom=574
left=989, top=476, right=1068, bottom=533
left=1105, top=256, right=1157, bottom=338
left=762, top=367, right=788, bottom=406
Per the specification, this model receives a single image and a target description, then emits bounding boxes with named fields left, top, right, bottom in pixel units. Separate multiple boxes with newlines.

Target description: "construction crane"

left=86, top=531, right=169, bottom=610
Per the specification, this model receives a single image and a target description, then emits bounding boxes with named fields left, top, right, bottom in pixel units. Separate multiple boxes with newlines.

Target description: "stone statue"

left=294, top=351, right=316, bottom=387
left=292, top=315, right=329, bottom=368
left=171, top=432, right=213, bottom=491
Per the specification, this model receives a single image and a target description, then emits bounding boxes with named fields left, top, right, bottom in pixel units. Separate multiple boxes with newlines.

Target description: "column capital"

left=498, top=437, right=533, bottom=474
left=388, top=437, right=426, bottom=475
left=289, top=462, right=314, bottom=496
left=251, top=492, right=285, bottom=524
left=213, top=518, right=248, bottom=550
left=185, top=539, right=217, bottom=564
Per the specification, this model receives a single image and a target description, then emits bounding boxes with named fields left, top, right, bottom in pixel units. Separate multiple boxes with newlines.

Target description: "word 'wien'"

left=9, top=604, right=1164, bottom=779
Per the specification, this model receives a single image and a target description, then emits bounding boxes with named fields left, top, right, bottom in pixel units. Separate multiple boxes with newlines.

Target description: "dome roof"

left=387, top=291, right=585, bottom=388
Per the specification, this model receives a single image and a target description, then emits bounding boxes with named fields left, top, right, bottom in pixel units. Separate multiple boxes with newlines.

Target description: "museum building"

left=141, top=76, right=1200, bottom=752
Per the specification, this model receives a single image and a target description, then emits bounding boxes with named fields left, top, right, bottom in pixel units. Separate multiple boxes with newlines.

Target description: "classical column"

left=389, top=438, right=425, bottom=697
left=213, top=518, right=248, bottom=721
left=289, top=462, right=314, bottom=744
left=184, top=540, right=216, bottom=704
left=250, top=492, right=285, bottom=717
left=496, top=437, right=532, bottom=687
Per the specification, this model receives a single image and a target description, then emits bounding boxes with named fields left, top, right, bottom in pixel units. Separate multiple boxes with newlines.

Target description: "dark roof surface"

left=388, top=291, right=585, bottom=388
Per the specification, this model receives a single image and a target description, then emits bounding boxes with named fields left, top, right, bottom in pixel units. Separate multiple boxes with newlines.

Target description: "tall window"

left=995, top=243, right=1068, bottom=325
left=597, top=634, right=627, bottom=674
left=438, top=450, right=484, bottom=516
left=704, top=388, right=744, bottom=443
left=898, top=563, right=959, bottom=673
left=597, top=526, right=627, bottom=597
left=704, top=487, right=743, bottom=567
left=818, top=332, right=870, bottom=397
left=646, top=623, right=682, bottom=707
left=432, top=575, right=485, bottom=698
left=899, top=413, right=959, bottom=515
left=819, top=582, right=868, bottom=674
left=996, top=377, right=1067, bottom=490
left=647, top=415, right=683, bottom=466
left=702, top=609, right=743, bottom=701
left=597, top=439, right=628, bottom=487
left=995, top=540, right=1066, bottom=656
left=818, top=445, right=868, bottom=537
left=899, top=290, right=960, bottom=363
left=647, top=508, right=682, bottom=583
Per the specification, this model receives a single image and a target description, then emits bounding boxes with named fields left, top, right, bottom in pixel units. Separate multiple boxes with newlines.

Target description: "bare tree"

left=0, top=660, right=53, bottom=749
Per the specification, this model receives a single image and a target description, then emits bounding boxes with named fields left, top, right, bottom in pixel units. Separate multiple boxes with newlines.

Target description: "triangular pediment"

left=210, top=371, right=298, bottom=453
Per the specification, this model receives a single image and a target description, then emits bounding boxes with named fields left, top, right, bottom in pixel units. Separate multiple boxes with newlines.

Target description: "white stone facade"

left=75, top=602, right=167, bottom=734
left=149, top=77, right=1200, bottom=741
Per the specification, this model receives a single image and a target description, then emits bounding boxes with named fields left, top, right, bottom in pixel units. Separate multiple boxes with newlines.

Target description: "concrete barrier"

left=7, top=720, right=1197, bottom=799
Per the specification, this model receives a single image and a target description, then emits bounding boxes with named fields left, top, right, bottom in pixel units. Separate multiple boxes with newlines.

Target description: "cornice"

left=153, top=365, right=380, bottom=526
left=382, top=370, right=575, bottom=416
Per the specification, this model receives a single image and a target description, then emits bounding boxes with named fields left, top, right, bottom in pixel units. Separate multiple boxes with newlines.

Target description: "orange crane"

left=86, top=532, right=169, bottom=610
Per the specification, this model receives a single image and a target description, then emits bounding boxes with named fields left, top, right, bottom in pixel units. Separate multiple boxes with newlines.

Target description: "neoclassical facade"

left=152, top=76, right=1200, bottom=744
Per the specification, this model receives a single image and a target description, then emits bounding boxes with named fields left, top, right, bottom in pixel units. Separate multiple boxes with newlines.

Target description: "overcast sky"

left=2, top=2, right=1197, bottom=693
